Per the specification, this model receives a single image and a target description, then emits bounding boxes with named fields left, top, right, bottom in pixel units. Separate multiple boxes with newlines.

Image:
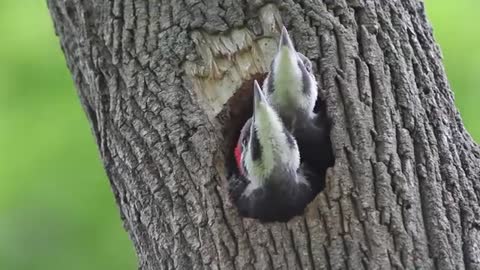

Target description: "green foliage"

left=0, top=1, right=136, bottom=270
left=425, top=0, right=480, bottom=140
left=0, top=1, right=477, bottom=269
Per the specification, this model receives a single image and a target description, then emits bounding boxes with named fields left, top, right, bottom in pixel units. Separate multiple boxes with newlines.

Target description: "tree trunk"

left=48, top=0, right=480, bottom=269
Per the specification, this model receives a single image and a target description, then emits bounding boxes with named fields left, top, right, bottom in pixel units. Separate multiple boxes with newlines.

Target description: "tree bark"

left=48, top=0, right=480, bottom=269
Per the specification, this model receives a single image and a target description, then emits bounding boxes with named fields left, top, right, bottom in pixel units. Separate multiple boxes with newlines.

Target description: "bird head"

left=235, top=81, right=300, bottom=184
left=263, top=26, right=318, bottom=126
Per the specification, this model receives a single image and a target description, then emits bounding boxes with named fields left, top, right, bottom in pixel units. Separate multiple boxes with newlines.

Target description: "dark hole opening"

left=312, top=88, right=328, bottom=117
left=218, top=71, right=334, bottom=222
left=219, top=72, right=334, bottom=183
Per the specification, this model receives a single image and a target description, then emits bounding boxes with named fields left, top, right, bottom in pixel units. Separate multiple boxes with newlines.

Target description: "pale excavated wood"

left=48, top=0, right=480, bottom=269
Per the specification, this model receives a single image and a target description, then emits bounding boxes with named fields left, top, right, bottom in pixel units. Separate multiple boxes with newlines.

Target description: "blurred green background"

left=0, top=0, right=478, bottom=269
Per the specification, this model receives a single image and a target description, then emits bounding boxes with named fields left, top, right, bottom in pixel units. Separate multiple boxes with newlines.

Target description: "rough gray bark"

left=48, top=0, right=480, bottom=269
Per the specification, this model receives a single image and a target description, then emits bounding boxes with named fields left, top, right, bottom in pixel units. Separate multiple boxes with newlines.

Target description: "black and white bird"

left=263, top=26, right=317, bottom=130
left=229, top=81, right=316, bottom=222
left=263, top=26, right=334, bottom=192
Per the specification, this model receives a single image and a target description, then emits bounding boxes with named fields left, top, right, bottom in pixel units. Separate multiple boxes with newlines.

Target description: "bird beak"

left=279, top=26, right=295, bottom=52
left=274, top=26, right=298, bottom=77
left=253, top=80, right=267, bottom=109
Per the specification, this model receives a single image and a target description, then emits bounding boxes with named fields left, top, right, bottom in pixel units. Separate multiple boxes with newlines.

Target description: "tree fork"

left=48, top=0, right=480, bottom=269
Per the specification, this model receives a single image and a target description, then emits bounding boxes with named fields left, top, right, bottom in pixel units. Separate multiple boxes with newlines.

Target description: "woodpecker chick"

left=228, top=81, right=316, bottom=222
left=263, top=26, right=318, bottom=130
left=263, top=26, right=334, bottom=193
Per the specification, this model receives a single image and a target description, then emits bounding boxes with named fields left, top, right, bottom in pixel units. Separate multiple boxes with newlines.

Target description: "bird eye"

left=296, top=53, right=312, bottom=73
left=242, top=135, right=248, bottom=147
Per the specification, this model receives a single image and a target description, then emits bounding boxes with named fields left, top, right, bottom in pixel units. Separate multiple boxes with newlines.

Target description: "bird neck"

left=245, top=104, right=300, bottom=184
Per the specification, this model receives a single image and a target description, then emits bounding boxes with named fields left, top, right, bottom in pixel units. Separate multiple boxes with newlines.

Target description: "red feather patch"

left=234, top=142, right=243, bottom=173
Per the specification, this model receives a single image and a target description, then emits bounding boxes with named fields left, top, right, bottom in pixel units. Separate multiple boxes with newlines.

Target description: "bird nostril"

left=219, top=73, right=268, bottom=177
